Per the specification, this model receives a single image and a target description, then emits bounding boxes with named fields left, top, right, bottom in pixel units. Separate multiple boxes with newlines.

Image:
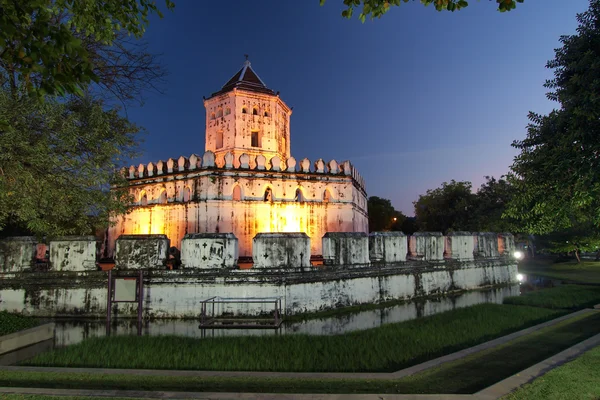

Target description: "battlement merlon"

left=120, top=151, right=367, bottom=194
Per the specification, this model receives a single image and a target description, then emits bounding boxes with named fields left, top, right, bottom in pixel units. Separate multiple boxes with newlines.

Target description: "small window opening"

left=210, top=112, right=216, bottom=120
left=140, top=192, right=148, bottom=206
left=252, top=108, right=258, bottom=116
left=216, top=108, right=223, bottom=118
left=251, top=131, right=260, bottom=147
left=225, top=107, right=231, bottom=115
left=264, top=188, right=273, bottom=202
left=158, top=190, right=167, bottom=204
left=295, top=188, right=305, bottom=202
left=264, top=111, right=270, bottom=117
left=216, top=130, right=223, bottom=149
left=183, top=187, right=191, bottom=202
left=242, top=107, right=247, bottom=114
left=323, top=190, right=331, bottom=203
left=232, top=185, right=242, bottom=201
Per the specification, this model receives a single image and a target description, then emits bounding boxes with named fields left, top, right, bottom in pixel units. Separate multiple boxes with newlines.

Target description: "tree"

left=506, top=0, right=600, bottom=239
left=0, top=0, right=173, bottom=98
left=0, top=89, right=139, bottom=238
left=414, top=180, right=474, bottom=233
left=0, top=1, right=172, bottom=239
left=321, top=0, right=523, bottom=22
left=535, top=224, right=600, bottom=263
left=368, top=196, right=406, bottom=232
left=470, top=176, right=518, bottom=233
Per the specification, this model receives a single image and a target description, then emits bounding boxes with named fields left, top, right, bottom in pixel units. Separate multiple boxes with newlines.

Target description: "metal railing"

left=199, top=296, right=283, bottom=329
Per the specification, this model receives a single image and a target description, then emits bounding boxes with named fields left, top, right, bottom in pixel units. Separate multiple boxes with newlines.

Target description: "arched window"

left=232, top=185, right=242, bottom=201
left=264, top=188, right=273, bottom=202
left=216, top=130, right=223, bottom=149
left=216, top=108, right=223, bottom=118
left=264, top=110, right=270, bottom=117
left=140, top=191, right=148, bottom=206
left=323, top=189, right=332, bottom=203
left=241, top=107, right=247, bottom=114
left=158, top=190, right=167, bottom=204
left=210, top=112, right=216, bottom=120
left=225, top=107, right=231, bottom=116
left=295, top=188, right=305, bottom=202
left=252, top=107, right=258, bottom=116
left=183, top=187, right=191, bottom=202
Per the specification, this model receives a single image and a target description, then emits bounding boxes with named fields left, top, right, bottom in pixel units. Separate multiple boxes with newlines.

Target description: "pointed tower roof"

left=210, top=57, right=276, bottom=97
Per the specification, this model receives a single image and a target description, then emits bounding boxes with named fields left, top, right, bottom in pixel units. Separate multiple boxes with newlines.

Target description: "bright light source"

left=514, top=251, right=524, bottom=260
left=517, top=273, right=524, bottom=282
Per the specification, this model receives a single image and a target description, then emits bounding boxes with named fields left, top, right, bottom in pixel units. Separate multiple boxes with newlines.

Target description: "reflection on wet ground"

left=51, top=285, right=521, bottom=347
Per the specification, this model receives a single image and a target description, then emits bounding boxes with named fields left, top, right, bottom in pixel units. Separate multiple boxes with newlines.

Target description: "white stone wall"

left=108, top=163, right=368, bottom=258
left=411, top=232, right=445, bottom=262
left=0, top=237, right=36, bottom=273
left=252, top=233, right=311, bottom=268
left=180, top=233, right=238, bottom=268
left=445, top=232, right=475, bottom=261
left=49, top=236, right=98, bottom=271
left=369, top=232, right=407, bottom=263
left=0, top=260, right=518, bottom=318
left=322, top=232, right=369, bottom=265
left=476, top=233, right=500, bottom=258
left=114, top=235, right=170, bottom=269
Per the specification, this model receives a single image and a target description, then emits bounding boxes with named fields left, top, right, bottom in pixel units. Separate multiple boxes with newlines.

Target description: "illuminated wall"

left=108, top=155, right=368, bottom=258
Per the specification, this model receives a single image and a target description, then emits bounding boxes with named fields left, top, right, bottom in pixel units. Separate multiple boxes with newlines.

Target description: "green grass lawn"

left=504, top=285, right=600, bottom=309
left=503, top=343, right=600, bottom=400
left=518, top=257, right=600, bottom=284
left=0, top=311, right=40, bottom=336
left=3, top=311, right=599, bottom=395
left=23, top=303, right=561, bottom=373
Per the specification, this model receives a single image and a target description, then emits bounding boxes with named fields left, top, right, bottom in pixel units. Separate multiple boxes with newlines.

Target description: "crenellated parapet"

left=124, top=151, right=366, bottom=194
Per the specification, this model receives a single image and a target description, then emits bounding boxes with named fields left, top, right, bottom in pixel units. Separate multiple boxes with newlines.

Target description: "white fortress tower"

left=108, top=58, right=368, bottom=258
left=204, top=59, right=292, bottom=167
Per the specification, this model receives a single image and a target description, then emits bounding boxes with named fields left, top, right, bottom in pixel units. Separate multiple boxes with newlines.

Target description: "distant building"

left=107, top=59, right=368, bottom=258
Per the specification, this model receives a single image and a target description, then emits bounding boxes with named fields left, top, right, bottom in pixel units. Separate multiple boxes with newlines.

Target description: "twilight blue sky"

left=126, top=0, right=589, bottom=215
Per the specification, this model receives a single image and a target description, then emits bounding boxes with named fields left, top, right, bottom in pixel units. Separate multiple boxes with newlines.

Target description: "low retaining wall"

left=0, top=323, right=55, bottom=355
left=0, top=260, right=517, bottom=318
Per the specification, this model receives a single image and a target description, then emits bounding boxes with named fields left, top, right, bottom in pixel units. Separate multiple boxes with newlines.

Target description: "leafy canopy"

left=320, top=0, right=524, bottom=22
left=506, top=0, right=600, bottom=235
left=0, top=89, right=139, bottom=238
left=367, top=196, right=406, bottom=232
left=414, top=177, right=518, bottom=233
left=0, top=0, right=174, bottom=98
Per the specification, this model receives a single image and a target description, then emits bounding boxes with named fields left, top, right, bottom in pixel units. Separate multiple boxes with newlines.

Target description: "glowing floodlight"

left=514, top=251, right=524, bottom=260
left=517, top=273, right=524, bottom=282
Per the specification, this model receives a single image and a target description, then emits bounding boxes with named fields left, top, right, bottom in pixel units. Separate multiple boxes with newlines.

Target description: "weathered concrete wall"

left=0, top=258, right=518, bottom=318
left=114, top=235, right=169, bottom=269
left=476, top=232, right=500, bottom=258
left=252, top=233, right=311, bottom=268
left=108, top=154, right=368, bottom=258
left=369, top=232, right=407, bottom=263
left=497, top=233, right=515, bottom=256
left=410, top=232, right=445, bottom=262
left=50, top=285, right=520, bottom=345
left=0, top=237, right=36, bottom=273
left=180, top=233, right=238, bottom=269
left=322, top=232, right=369, bottom=265
left=49, top=236, right=98, bottom=272
left=445, top=232, right=475, bottom=261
